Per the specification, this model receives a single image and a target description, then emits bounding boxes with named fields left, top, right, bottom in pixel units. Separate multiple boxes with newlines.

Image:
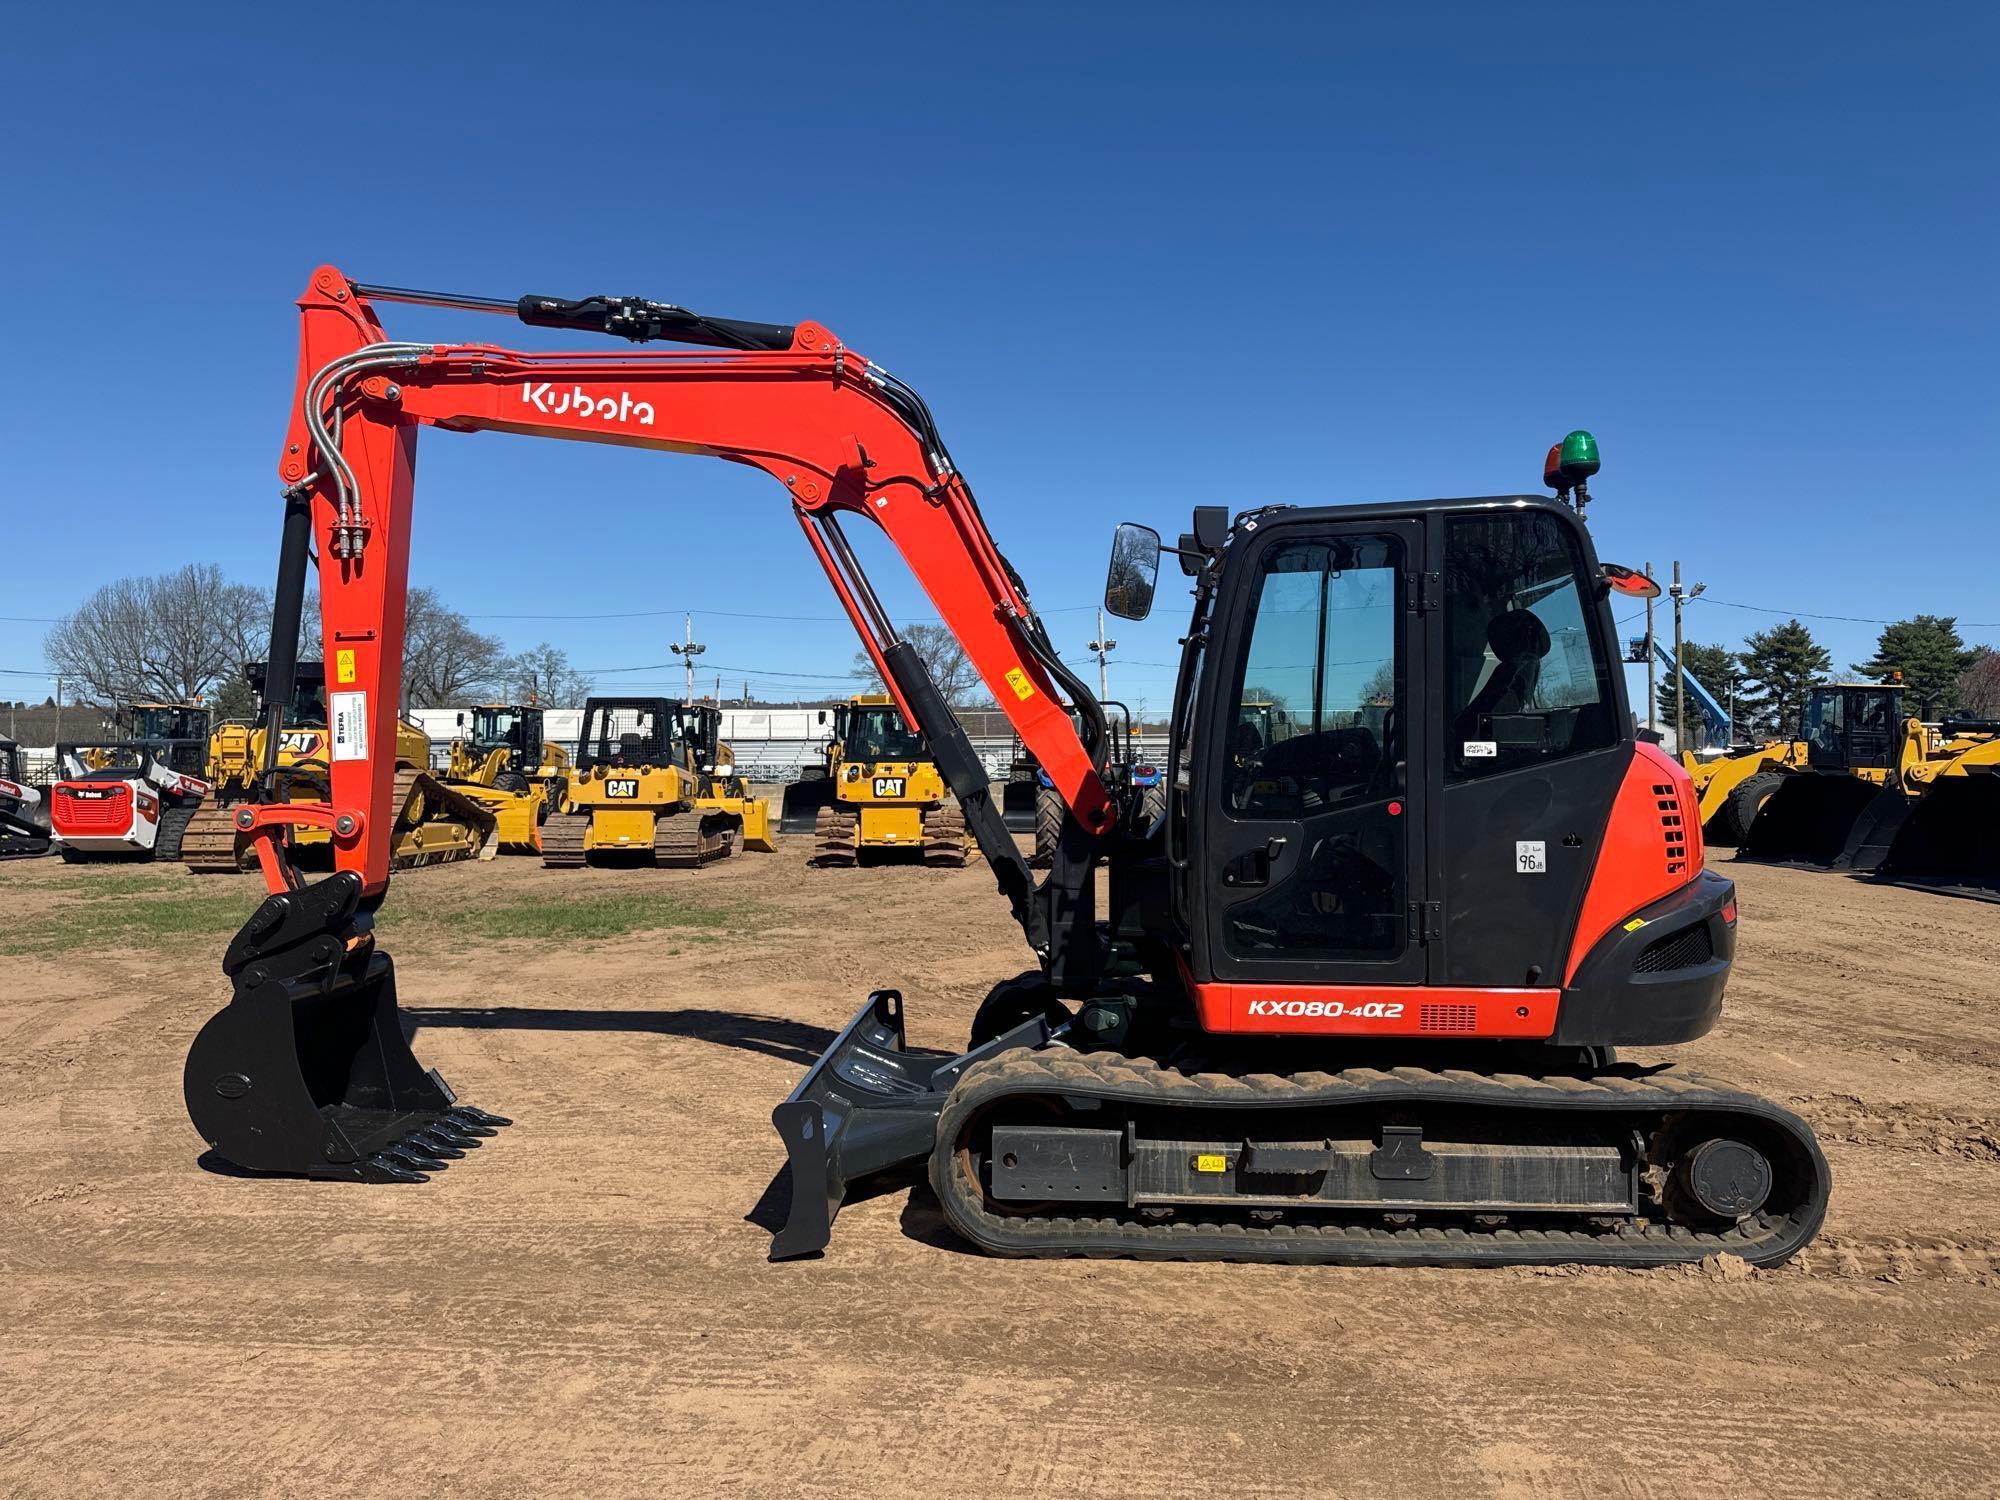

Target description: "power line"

left=1695, top=596, right=2000, bottom=630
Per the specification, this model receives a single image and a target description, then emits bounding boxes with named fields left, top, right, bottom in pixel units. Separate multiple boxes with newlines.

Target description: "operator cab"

left=575, top=697, right=721, bottom=773
left=1800, top=683, right=1902, bottom=773
left=1107, top=448, right=1644, bottom=997
left=468, top=704, right=547, bottom=769
left=839, top=698, right=924, bottom=762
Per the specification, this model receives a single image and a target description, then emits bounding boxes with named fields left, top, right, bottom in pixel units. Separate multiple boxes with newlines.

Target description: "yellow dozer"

left=183, top=662, right=497, bottom=873
left=442, top=703, right=572, bottom=854
left=540, top=697, right=769, bottom=867
left=779, top=693, right=968, bottom=867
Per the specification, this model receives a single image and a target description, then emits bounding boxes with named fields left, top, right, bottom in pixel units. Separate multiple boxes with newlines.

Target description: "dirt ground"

left=1, top=839, right=1995, bottom=1499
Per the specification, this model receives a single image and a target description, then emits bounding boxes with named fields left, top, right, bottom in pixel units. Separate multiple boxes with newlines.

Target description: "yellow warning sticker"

left=1622, top=917, right=1649, bottom=932
left=335, top=649, right=358, bottom=685
left=1193, top=1153, right=1227, bottom=1174
left=1004, top=667, right=1035, bottom=701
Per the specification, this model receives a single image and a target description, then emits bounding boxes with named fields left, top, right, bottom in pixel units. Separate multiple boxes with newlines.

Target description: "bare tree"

left=1958, top=647, right=2000, bottom=719
left=505, top=642, right=595, bottom=706
left=46, top=564, right=267, bottom=706
left=401, top=587, right=507, bottom=708
left=850, top=623, right=980, bottom=707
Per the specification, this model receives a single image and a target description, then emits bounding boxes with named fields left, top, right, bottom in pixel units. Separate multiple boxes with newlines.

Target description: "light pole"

left=1667, top=564, right=1706, bottom=753
left=670, top=613, right=706, bottom=703
left=1087, top=608, right=1116, bottom=701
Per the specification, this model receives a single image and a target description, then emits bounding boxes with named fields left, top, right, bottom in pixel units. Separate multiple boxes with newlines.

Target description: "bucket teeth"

left=408, top=1130, right=466, bottom=1159
left=385, top=1144, right=446, bottom=1172
left=426, top=1122, right=481, bottom=1148
left=363, top=1155, right=430, bottom=1184
left=454, top=1106, right=513, bottom=1128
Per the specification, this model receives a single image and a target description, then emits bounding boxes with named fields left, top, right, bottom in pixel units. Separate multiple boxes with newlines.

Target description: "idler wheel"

left=1676, top=1137, right=1773, bottom=1220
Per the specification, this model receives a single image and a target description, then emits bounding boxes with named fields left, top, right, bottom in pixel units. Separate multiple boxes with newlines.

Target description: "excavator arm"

left=253, top=267, right=1114, bottom=948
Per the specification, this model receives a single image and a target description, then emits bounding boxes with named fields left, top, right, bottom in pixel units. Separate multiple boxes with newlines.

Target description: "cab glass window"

left=1443, top=511, right=1615, bottom=780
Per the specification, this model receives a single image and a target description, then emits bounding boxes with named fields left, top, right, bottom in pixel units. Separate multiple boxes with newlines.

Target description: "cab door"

left=1190, top=518, right=1427, bottom=985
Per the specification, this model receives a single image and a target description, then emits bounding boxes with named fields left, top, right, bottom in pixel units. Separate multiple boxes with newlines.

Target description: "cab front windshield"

left=130, top=706, right=204, bottom=741
left=844, top=706, right=923, bottom=761
left=473, top=708, right=524, bottom=748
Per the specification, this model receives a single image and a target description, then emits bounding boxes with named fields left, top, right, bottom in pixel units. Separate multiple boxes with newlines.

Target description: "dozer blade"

left=183, top=871, right=511, bottom=1181
left=1740, top=773, right=1883, bottom=867
left=768, top=991, right=1055, bottom=1260
left=699, top=793, right=776, bottom=853
left=778, top=775, right=836, bottom=836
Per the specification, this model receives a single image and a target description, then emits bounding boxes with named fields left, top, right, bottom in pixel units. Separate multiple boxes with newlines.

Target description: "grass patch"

left=383, top=887, right=760, bottom=945
left=0, top=884, right=260, bottom=957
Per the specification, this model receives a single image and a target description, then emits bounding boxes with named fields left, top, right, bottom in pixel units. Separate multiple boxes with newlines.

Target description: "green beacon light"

left=1544, top=429, right=1601, bottom=515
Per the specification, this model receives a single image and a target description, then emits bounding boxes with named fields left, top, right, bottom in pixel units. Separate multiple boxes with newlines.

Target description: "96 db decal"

left=1516, top=840, right=1547, bottom=874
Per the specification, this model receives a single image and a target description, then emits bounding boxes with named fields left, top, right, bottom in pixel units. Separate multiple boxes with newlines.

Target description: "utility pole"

left=1643, top=561, right=1656, bottom=736
left=670, top=613, right=706, bottom=704
left=1667, top=562, right=1706, bottom=753
left=1087, top=608, right=1117, bottom=701
left=52, top=676, right=62, bottom=749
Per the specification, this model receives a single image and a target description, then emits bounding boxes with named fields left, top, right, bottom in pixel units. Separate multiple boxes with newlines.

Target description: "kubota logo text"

left=521, top=382, right=655, bottom=426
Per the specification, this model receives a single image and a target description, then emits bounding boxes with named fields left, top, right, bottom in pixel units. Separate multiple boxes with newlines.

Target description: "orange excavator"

left=182, top=271, right=1829, bottom=1268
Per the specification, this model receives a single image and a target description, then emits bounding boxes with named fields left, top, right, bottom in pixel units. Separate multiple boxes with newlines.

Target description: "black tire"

left=494, top=769, right=530, bottom=794
left=1136, top=781, right=1167, bottom=833
left=1725, top=771, right=1785, bottom=846
left=58, top=844, right=91, bottom=864
left=1031, top=784, right=1062, bottom=869
left=153, top=799, right=200, bottom=862
left=969, top=972, right=1071, bottom=1048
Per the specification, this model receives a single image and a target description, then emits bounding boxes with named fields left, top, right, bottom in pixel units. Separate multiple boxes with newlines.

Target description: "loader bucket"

left=1837, top=786, right=1915, bottom=872
left=1740, top=774, right=1882, bottom=867
left=1881, top=776, right=2000, bottom=883
left=778, top=775, right=837, bottom=835
left=1001, top=778, right=1038, bottom=834
left=184, top=871, right=509, bottom=1181
left=768, top=990, right=1056, bottom=1259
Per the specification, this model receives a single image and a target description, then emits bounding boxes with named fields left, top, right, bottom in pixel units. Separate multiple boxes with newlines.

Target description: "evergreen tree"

left=1736, top=620, right=1832, bottom=739
left=210, top=672, right=257, bottom=723
left=1852, top=615, right=1979, bottom=715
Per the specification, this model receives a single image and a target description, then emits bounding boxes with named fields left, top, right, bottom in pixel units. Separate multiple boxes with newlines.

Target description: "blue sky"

left=2, top=3, right=1994, bottom=722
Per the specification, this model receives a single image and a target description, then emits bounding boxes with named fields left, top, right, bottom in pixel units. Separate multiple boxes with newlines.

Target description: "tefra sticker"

left=1464, top=741, right=1498, bottom=758
left=330, top=691, right=368, bottom=762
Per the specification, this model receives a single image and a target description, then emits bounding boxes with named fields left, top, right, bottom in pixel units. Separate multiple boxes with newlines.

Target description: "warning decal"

left=330, top=692, right=368, bottom=762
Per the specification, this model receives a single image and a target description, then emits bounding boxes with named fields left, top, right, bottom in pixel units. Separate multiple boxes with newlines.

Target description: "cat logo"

left=605, top=778, right=640, bottom=798
left=280, top=731, right=324, bottom=756
left=872, top=777, right=906, bottom=798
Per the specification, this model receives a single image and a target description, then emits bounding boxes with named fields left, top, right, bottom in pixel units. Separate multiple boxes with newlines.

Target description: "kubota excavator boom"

left=183, top=272, right=1828, bottom=1270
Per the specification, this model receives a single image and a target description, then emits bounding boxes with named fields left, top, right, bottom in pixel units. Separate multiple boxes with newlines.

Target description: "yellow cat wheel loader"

left=183, top=661, right=497, bottom=872
left=443, top=703, right=572, bottom=854
left=780, top=693, right=968, bottom=866
left=540, top=696, right=748, bottom=868
left=1681, top=739, right=1807, bottom=846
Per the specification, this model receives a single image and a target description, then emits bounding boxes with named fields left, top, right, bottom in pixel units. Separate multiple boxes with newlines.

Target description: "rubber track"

left=152, top=799, right=201, bottom=863
left=931, top=1050, right=1831, bottom=1268
left=540, top=811, right=591, bottom=869
left=923, top=801, right=969, bottom=867
left=812, top=804, right=857, bottom=866
left=655, top=807, right=737, bottom=869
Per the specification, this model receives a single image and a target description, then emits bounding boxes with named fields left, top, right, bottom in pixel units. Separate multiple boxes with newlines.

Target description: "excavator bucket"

left=769, top=990, right=1057, bottom=1259
left=779, top=775, right=837, bottom=835
left=1740, top=774, right=1883, bottom=867
left=184, top=871, right=509, bottom=1181
left=1881, top=775, right=2000, bottom=885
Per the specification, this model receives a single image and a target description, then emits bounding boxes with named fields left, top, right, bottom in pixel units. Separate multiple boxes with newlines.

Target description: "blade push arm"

left=265, top=266, right=1112, bottom=905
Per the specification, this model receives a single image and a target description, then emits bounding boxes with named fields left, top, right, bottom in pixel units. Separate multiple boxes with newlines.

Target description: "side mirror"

left=1104, top=523, right=1162, bottom=621
left=817, top=709, right=829, bottom=726
left=1602, top=563, right=1660, bottom=599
